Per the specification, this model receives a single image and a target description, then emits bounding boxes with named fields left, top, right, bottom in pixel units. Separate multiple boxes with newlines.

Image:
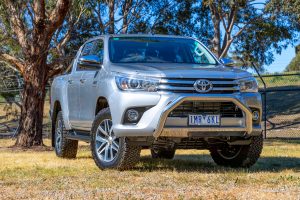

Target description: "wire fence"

left=0, top=71, right=300, bottom=139
left=255, top=73, right=300, bottom=139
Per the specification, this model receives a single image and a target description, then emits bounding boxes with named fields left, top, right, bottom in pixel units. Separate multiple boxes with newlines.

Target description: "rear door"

left=78, top=39, right=104, bottom=129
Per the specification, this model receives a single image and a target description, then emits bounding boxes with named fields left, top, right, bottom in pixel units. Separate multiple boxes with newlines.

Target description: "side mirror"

left=78, top=55, right=102, bottom=70
left=220, top=58, right=235, bottom=67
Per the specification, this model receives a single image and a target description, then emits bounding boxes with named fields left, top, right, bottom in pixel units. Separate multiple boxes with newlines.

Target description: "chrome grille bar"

left=158, top=78, right=240, bottom=93
left=160, top=79, right=237, bottom=85
left=158, top=85, right=239, bottom=91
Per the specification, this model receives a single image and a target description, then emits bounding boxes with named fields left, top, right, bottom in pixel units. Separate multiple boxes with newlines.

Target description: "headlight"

left=238, top=77, right=258, bottom=92
left=115, top=75, right=159, bottom=92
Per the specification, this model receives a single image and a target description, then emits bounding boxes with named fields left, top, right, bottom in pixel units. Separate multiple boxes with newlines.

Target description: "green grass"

left=0, top=139, right=300, bottom=199
left=255, top=73, right=300, bottom=89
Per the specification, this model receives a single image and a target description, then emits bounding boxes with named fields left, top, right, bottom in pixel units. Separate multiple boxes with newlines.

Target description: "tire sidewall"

left=54, top=111, right=64, bottom=156
left=91, top=108, right=125, bottom=169
left=210, top=134, right=263, bottom=167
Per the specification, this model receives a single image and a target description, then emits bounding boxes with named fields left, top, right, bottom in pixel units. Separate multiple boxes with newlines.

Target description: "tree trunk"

left=121, top=0, right=133, bottom=34
left=212, top=19, right=221, bottom=57
left=208, top=4, right=221, bottom=57
left=108, top=0, right=115, bottom=34
left=15, top=61, right=47, bottom=147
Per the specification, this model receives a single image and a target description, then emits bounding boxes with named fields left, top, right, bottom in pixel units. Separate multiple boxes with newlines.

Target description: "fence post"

left=251, top=63, right=267, bottom=139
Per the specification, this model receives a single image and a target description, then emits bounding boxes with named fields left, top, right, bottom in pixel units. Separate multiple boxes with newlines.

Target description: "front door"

left=77, top=39, right=104, bottom=130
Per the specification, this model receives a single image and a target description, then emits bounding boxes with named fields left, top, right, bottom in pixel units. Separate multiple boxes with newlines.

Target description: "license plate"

left=188, top=114, right=220, bottom=126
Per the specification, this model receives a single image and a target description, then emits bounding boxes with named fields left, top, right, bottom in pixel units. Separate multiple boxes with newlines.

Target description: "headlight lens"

left=238, top=77, right=258, bottom=92
left=115, top=75, right=159, bottom=92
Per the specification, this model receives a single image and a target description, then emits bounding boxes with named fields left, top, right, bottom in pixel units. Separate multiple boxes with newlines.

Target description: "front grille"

left=158, top=78, right=239, bottom=94
left=168, top=101, right=243, bottom=118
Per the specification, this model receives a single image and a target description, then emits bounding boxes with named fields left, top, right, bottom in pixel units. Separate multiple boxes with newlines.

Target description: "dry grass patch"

left=0, top=139, right=300, bottom=199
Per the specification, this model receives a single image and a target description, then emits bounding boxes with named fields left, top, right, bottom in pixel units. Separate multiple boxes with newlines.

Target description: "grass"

left=255, top=72, right=300, bottom=89
left=0, top=139, right=300, bottom=199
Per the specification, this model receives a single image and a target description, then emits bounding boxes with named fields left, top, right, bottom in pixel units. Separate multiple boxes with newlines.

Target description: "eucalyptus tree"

left=85, top=0, right=146, bottom=34
left=202, top=0, right=297, bottom=67
left=0, top=0, right=72, bottom=147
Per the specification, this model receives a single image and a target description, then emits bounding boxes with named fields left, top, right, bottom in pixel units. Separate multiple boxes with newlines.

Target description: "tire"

left=151, top=148, right=176, bottom=159
left=54, top=111, right=78, bottom=158
left=91, top=108, right=141, bottom=170
left=210, top=134, right=263, bottom=168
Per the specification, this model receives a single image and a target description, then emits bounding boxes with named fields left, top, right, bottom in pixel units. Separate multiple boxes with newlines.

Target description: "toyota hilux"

left=50, top=34, right=263, bottom=170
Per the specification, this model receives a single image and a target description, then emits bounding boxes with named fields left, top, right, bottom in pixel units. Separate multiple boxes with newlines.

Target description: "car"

left=50, top=34, right=263, bottom=170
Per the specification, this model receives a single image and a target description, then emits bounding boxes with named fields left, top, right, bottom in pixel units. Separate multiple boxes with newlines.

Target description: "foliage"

left=0, top=0, right=299, bottom=72
left=130, top=0, right=214, bottom=45
left=286, top=49, right=300, bottom=72
left=202, top=1, right=297, bottom=68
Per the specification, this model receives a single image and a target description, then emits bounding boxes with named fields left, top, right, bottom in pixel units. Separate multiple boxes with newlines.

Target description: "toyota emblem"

left=194, top=79, right=213, bottom=93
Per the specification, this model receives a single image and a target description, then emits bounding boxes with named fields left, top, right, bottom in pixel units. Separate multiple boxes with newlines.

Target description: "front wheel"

left=209, top=134, right=263, bottom=168
left=91, top=108, right=141, bottom=170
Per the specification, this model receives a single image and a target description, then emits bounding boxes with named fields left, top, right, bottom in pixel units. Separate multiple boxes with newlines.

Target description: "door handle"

left=68, top=80, right=73, bottom=84
left=80, top=79, right=86, bottom=83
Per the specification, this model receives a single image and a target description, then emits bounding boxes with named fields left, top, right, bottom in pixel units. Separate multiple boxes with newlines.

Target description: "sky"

left=252, top=0, right=296, bottom=73
left=265, top=45, right=296, bottom=73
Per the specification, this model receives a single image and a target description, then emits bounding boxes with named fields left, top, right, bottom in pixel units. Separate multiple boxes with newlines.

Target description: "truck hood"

left=110, top=63, right=251, bottom=79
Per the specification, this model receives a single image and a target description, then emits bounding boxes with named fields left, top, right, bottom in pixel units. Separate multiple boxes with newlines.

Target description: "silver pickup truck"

left=50, top=34, right=263, bottom=170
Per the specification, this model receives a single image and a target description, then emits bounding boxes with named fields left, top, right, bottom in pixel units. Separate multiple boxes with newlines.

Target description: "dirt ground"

left=0, top=139, right=299, bottom=200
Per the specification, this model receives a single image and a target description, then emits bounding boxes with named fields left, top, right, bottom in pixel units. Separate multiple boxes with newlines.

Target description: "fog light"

left=252, top=111, right=259, bottom=121
left=127, top=109, right=139, bottom=121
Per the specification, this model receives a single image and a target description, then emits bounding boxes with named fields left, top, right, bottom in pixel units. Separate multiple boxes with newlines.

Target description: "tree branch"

left=33, top=0, right=46, bottom=24
left=0, top=53, right=25, bottom=74
left=4, top=1, right=29, bottom=52
left=57, top=5, right=86, bottom=54
left=46, top=56, right=72, bottom=79
left=47, top=0, right=71, bottom=38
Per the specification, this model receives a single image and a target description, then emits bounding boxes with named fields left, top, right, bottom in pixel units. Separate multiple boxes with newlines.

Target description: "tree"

left=204, top=0, right=262, bottom=58
left=0, top=0, right=71, bottom=147
left=201, top=0, right=297, bottom=67
left=267, top=0, right=300, bottom=70
left=85, top=0, right=146, bottom=34
left=130, top=0, right=214, bottom=44
left=268, top=0, right=300, bottom=25
left=286, top=45, right=300, bottom=72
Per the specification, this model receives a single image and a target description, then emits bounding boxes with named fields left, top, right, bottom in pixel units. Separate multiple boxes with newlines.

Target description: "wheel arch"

left=95, top=97, right=109, bottom=115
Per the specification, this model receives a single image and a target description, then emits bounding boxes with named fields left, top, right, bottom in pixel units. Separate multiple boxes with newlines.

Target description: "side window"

left=77, top=39, right=104, bottom=71
left=93, top=40, right=104, bottom=63
left=81, top=42, right=94, bottom=56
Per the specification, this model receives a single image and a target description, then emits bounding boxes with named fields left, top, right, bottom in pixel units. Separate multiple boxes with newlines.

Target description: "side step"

left=65, top=130, right=91, bottom=142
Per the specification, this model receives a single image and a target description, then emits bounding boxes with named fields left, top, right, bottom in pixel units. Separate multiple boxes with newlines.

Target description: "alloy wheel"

left=55, top=119, right=63, bottom=152
left=95, top=119, right=119, bottom=162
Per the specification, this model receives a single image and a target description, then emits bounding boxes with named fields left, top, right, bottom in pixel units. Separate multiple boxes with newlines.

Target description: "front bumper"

left=112, top=92, right=262, bottom=138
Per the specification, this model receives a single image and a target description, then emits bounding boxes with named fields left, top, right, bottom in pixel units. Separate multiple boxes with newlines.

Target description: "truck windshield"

left=109, top=37, right=217, bottom=65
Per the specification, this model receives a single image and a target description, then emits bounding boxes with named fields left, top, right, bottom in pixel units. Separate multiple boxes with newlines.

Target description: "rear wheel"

left=209, top=134, right=263, bottom=168
left=151, top=148, right=176, bottom=159
left=91, top=108, right=141, bottom=170
left=54, top=111, right=78, bottom=158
